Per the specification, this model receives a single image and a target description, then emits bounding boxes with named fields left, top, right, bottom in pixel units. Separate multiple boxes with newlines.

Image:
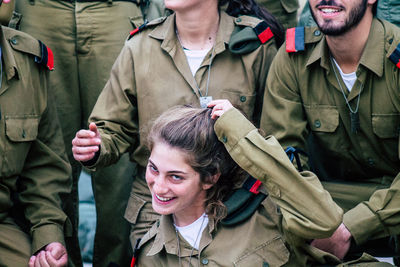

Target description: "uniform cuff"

left=343, top=203, right=381, bottom=245
left=214, top=108, right=256, bottom=151
left=31, top=224, right=65, bottom=254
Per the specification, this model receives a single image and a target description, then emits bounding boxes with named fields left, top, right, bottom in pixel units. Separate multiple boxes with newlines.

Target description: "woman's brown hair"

left=147, top=106, right=244, bottom=222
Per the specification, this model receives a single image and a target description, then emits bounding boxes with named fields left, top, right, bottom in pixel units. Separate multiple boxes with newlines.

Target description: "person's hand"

left=208, top=99, right=234, bottom=119
left=72, top=122, right=101, bottom=162
left=28, top=242, right=68, bottom=267
left=311, top=223, right=352, bottom=260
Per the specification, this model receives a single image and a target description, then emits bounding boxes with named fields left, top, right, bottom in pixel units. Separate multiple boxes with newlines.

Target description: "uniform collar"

left=0, top=26, right=18, bottom=81
left=149, top=11, right=234, bottom=55
left=146, top=214, right=216, bottom=257
left=306, top=18, right=384, bottom=77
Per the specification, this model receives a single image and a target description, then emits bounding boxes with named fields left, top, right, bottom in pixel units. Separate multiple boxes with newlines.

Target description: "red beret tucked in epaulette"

left=35, top=40, right=54, bottom=70
left=286, top=27, right=305, bottom=53
left=128, top=21, right=149, bottom=41
left=389, top=43, right=400, bottom=69
left=253, top=21, right=274, bottom=44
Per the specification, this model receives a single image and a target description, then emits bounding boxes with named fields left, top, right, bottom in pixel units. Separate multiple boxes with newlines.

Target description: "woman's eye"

left=148, top=164, right=158, bottom=173
left=171, top=175, right=183, bottom=181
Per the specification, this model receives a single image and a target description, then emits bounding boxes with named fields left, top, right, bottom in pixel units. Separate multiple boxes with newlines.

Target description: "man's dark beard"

left=310, top=0, right=368, bottom=36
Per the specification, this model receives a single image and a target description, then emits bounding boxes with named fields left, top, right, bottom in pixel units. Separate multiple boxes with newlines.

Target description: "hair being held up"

left=220, top=0, right=285, bottom=47
left=147, top=106, right=245, bottom=223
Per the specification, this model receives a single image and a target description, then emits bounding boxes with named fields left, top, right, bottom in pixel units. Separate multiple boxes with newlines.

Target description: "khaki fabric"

left=257, top=0, right=299, bottom=29
left=262, top=19, right=400, bottom=248
left=0, top=25, right=71, bottom=259
left=12, top=1, right=143, bottom=266
left=87, top=11, right=277, bottom=249
left=0, top=218, right=32, bottom=267
left=136, top=108, right=389, bottom=266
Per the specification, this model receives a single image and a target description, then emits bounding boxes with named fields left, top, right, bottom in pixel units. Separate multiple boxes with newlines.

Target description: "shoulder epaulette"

left=128, top=21, right=149, bottom=40
left=130, top=238, right=141, bottom=267
left=389, top=43, right=400, bottom=69
left=221, top=176, right=267, bottom=226
left=35, top=40, right=54, bottom=70
left=286, top=27, right=305, bottom=53
left=127, top=17, right=167, bottom=41
left=129, top=221, right=158, bottom=266
left=4, top=28, right=54, bottom=70
left=229, top=16, right=274, bottom=55
left=253, top=21, right=274, bottom=44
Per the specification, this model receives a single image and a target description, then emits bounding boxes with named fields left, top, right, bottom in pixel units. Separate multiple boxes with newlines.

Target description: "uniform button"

left=314, top=119, right=321, bottom=128
left=314, top=30, right=321, bottom=36
left=236, top=18, right=242, bottom=23
left=240, top=96, right=246, bottom=102
left=367, top=158, right=375, bottom=166
left=10, top=37, right=18, bottom=45
left=201, top=258, right=209, bottom=265
left=22, top=129, right=26, bottom=138
left=389, top=38, right=393, bottom=44
left=222, top=136, right=228, bottom=143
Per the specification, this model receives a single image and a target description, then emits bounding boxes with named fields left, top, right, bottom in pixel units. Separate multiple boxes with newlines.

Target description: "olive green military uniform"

left=135, top=108, right=391, bottom=267
left=262, top=18, right=400, bottom=258
left=257, top=0, right=299, bottom=29
left=87, top=11, right=277, bottom=248
left=0, top=26, right=71, bottom=266
left=11, top=1, right=143, bottom=266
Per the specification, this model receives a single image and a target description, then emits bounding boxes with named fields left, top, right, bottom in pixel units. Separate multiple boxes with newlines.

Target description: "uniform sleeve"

left=343, top=66, right=400, bottom=245
left=254, top=39, right=277, bottom=127
left=214, top=108, right=343, bottom=239
left=260, top=46, right=310, bottom=170
left=87, top=44, right=139, bottom=169
left=19, top=74, right=72, bottom=253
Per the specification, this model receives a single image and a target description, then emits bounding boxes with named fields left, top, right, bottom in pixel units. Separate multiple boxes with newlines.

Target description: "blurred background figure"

left=10, top=1, right=143, bottom=266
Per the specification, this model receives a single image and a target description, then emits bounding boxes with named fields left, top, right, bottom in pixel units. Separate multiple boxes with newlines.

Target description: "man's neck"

left=175, top=4, right=219, bottom=50
left=327, top=12, right=374, bottom=73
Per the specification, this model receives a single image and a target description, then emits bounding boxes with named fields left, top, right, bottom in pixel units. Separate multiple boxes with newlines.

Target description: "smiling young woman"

left=129, top=105, right=348, bottom=267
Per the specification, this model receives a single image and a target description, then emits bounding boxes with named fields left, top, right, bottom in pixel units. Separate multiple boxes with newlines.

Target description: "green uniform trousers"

left=0, top=218, right=32, bottom=267
left=12, top=1, right=142, bottom=266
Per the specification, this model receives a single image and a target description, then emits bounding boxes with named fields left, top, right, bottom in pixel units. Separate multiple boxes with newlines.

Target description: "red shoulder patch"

left=128, top=21, right=149, bottom=40
left=35, top=40, right=54, bottom=70
left=253, top=21, right=274, bottom=44
left=286, top=27, right=305, bottom=53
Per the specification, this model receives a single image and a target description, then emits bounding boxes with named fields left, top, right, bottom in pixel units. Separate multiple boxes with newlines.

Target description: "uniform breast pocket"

left=304, top=105, right=345, bottom=153
left=372, top=113, right=400, bottom=161
left=220, top=91, right=257, bottom=119
left=233, top=236, right=290, bottom=267
left=3, top=115, right=40, bottom=176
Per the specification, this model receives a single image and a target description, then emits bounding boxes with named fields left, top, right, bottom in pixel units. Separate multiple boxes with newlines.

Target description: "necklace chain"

left=175, top=214, right=207, bottom=267
left=330, top=56, right=364, bottom=133
left=329, top=56, right=363, bottom=114
left=175, top=28, right=216, bottom=100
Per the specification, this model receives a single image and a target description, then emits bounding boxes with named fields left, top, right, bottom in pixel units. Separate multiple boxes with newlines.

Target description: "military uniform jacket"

left=0, top=26, right=71, bottom=253
left=89, top=11, right=277, bottom=169
left=136, top=108, right=344, bottom=267
left=262, top=18, right=400, bottom=246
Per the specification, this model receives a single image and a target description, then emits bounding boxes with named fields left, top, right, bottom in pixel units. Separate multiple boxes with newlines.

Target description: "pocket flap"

left=5, top=115, right=40, bottom=142
left=372, top=113, right=400, bottom=138
left=305, top=106, right=339, bottom=132
left=124, top=192, right=146, bottom=224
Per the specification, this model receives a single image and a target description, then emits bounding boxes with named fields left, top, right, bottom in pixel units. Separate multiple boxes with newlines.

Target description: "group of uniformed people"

left=0, top=0, right=399, bottom=266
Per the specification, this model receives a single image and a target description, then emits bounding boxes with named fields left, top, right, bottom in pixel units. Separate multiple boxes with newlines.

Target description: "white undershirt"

left=174, top=213, right=208, bottom=250
left=332, top=58, right=357, bottom=92
left=183, top=48, right=209, bottom=76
